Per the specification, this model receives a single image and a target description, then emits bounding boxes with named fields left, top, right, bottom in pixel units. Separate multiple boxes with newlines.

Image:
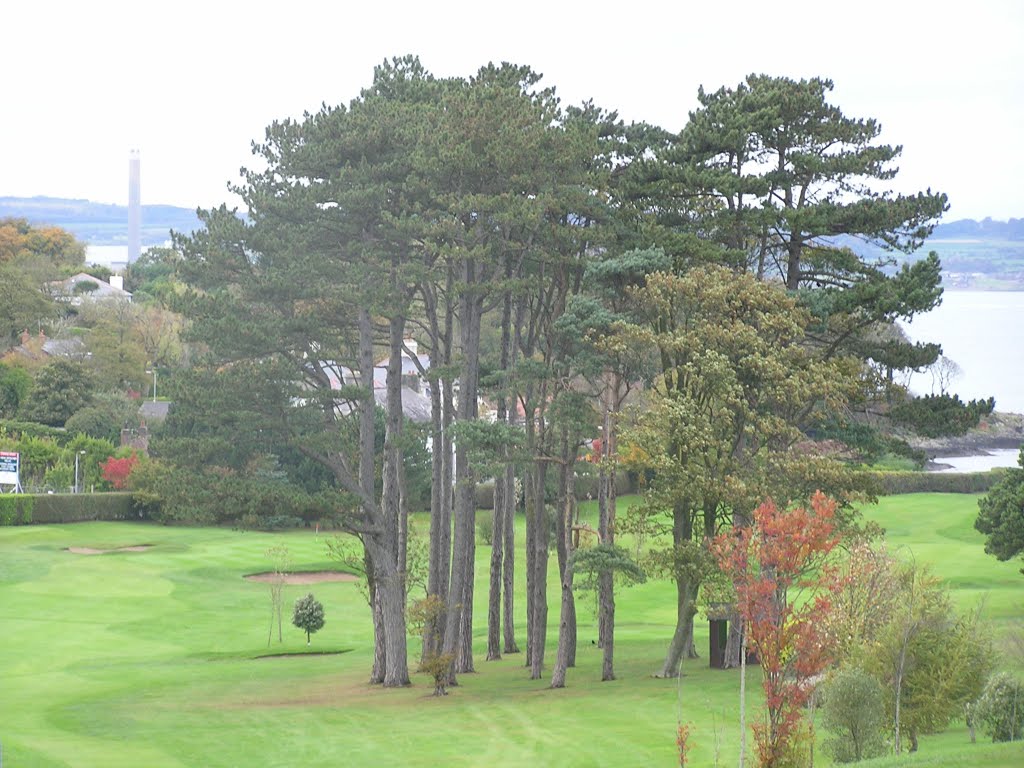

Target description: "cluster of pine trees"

left=157, top=57, right=949, bottom=689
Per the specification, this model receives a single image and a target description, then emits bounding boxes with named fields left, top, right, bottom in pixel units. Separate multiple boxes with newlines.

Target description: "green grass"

left=0, top=494, right=1021, bottom=766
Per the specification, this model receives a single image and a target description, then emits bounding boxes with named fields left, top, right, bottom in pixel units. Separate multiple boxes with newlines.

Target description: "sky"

left=3, top=0, right=1022, bottom=221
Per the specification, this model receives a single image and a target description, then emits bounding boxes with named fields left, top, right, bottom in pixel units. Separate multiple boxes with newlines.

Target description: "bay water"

left=903, top=290, right=1024, bottom=471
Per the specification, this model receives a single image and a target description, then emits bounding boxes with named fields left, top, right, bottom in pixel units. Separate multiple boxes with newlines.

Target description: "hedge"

left=857, top=469, right=1006, bottom=496
left=0, top=419, right=68, bottom=442
left=0, top=493, right=138, bottom=525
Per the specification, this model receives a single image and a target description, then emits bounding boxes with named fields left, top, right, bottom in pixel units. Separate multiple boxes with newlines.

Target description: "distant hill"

left=2, top=197, right=1020, bottom=288
left=0, top=196, right=202, bottom=246
left=931, top=217, right=1024, bottom=241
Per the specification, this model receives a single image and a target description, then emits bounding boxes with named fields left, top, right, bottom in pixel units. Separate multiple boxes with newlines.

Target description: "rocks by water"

left=909, top=411, right=1024, bottom=459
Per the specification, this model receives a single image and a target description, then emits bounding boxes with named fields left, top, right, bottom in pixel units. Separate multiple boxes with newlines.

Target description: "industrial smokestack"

left=128, top=150, right=141, bottom=263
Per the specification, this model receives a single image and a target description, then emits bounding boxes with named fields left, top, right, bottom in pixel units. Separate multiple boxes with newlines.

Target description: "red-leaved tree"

left=711, top=491, right=844, bottom=767
left=101, top=453, right=139, bottom=490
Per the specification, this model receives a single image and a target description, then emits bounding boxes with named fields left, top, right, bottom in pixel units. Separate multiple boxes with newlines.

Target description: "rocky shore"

left=907, top=411, right=1024, bottom=458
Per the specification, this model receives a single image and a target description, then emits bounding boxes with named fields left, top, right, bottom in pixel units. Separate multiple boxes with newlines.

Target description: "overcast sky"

left=3, top=0, right=1021, bottom=220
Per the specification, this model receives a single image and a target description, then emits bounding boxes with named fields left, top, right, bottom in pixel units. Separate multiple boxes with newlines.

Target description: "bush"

left=0, top=420, right=68, bottom=442
left=30, top=493, right=137, bottom=523
left=0, top=495, right=33, bottom=525
left=859, top=469, right=1005, bottom=495
left=292, top=593, right=325, bottom=645
left=812, top=417, right=926, bottom=466
left=822, top=667, right=888, bottom=762
left=891, top=393, right=996, bottom=438
left=975, top=672, right=1024, bottom=742
left=476, top=514, right=494, bottom=545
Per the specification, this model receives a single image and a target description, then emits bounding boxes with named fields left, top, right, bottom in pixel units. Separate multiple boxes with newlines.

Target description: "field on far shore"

left=0, top=493, right=1021, bottom=767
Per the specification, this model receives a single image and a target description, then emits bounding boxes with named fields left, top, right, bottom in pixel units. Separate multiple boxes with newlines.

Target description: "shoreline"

left=907, top=411, right=1024, bottom=460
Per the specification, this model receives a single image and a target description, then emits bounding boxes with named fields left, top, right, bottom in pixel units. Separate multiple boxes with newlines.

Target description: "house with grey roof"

left=48, top=273, right=133, bottom=305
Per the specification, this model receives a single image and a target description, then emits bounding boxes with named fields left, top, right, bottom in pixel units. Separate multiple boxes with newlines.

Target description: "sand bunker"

left=244, top=571, right=358, bottom=585
left=67, top=545, right=152, bottom=555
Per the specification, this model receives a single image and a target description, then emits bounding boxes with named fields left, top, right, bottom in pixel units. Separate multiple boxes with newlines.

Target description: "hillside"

left=0, top=196, right=202, bottom=247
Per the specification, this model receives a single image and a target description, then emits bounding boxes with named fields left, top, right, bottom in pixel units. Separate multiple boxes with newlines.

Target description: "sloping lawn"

left=0, top=493, right=1020, bottom=766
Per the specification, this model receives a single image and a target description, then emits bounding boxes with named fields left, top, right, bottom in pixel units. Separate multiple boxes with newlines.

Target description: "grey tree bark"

left=657, top=504, right=697, bottom=678
left=597, top=374, right=619, bottom=680
left=550, top=447, right=578, bottom=688
left=441, top=263, right=484, bottom=681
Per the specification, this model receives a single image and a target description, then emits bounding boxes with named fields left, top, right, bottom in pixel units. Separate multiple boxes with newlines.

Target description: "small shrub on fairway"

left=292, top=593, right=325, bottom=645
left=975, top=672, right=1024, bottom=743
left=822, top=667, right=888, bottom=762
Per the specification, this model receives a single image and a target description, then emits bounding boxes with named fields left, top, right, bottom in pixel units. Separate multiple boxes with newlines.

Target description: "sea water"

left=903, top=290, right=1024, bottom=471
left=903, top=290, right=1024, bottom=415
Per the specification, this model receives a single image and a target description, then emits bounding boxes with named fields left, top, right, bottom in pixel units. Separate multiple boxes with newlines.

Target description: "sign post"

left=0, top=451, right=22, bottom=493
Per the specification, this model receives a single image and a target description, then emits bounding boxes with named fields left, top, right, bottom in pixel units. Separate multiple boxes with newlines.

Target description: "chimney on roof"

left=110, top=275, right=124, bottom=291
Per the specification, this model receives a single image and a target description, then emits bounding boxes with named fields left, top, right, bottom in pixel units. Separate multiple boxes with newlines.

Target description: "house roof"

left=49, top=273, right=132, bottom=303
left=42, top=337, right=90, bottom=360
left=321, top=360, right=432, bottom=424
left=139, top=401, right=171, bottom=422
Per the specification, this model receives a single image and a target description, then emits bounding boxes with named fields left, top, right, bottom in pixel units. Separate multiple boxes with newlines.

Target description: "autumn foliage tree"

left=712, top=492, right=844, bottom=767
left=100, top=453, right=139, bottom=490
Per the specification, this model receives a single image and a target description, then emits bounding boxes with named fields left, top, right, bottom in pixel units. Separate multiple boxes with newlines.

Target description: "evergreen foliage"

left=975, top=448, right=1024, bottom=569
left=18, top=359, right=94, bottom=427
left=292, top=593, right=325, bottom=645
left=890, top=394, right=996, bottom=438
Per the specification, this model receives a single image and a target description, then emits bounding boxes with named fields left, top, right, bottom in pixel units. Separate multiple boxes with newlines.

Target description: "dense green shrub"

left=18, top=359, right=95, bottom=427
left=292, top=593, right=325, bottom=645
left=29, top=493, right=136, bottom=523
left=861, top=470, right=1005, bottom=495
left=476, top=514, right=494, bottom=545
left=65, top=392, right=142, bottom=443
left=0, top=419, right=68, bottom=442
left=975, top=449, right=1024, bottom=564
left=0, top=364, right=32, bottom=419
left=0, top=492, right=135, bottom=524
left=822, top=667, right=888, bottom=762
left=975, top=673, right=1024, bottom=742
left=812, top=417, right=926, bottom=466
left=0, top=495, right=33, bottom=525
left=890, top=394, right=996, bottom=438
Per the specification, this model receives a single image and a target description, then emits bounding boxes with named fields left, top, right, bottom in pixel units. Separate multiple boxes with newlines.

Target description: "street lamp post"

left=74, top=450, right=86, bottom=494
left=145, top=367, right=157, bottom=402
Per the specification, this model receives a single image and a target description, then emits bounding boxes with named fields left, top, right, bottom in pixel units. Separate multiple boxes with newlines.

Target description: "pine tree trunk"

left=598, top=380, right=616, bottom=681
left=456, top=543, right=476, bottom=674
left=502, top=461, right=519, bottom=654
left=529, top=460, right=550, bottom=679
left=370, top=580, right=386, bottom=684
left=424, top=276, right=454, bottom=661
left=378, top=312, right=410, bottom=688
left=551, top=458, right=577, bottom=688
left=377, top=565, right=410, bottom=687
left=487, top=472, right=505, bottom=660
left=441, top=276, right=482, bottom=681
left=524, top=415, right=538, bottom=669
left=424, top=375, right=448, bottom=662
